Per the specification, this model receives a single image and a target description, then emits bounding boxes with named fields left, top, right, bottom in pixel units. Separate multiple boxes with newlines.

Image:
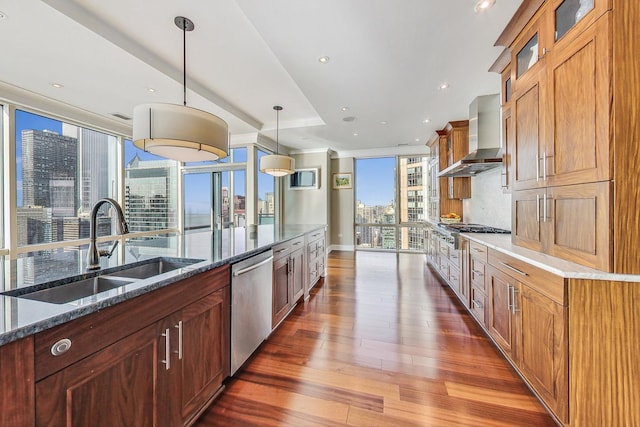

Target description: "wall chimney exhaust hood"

left=439, top=94, right=502, bottom=177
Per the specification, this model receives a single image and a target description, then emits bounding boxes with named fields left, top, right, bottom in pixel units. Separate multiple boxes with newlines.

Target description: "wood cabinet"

left=32, top=265, right=230, bottom=427
left=494, top=0, right=640, bottom=273
left=469, top=241, right=488, bottom=326
left=513, top=180, right=611, bottom=270
left=272, top=236, right=306, bottom=328
left=0, top=337, right=34, bottom=427
left=487, top=248, right=567, bottom=423
left=438, top=121, right=471, bottom=201
left=176, top=287, right=230, bottom=424
left=36, top=322, right=164, bottom=426
left=306, top=229, right=326, bottom=296
left=487, top=266, right=519, bottom=359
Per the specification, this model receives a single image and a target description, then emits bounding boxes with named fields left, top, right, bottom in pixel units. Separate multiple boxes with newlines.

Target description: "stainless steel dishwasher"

left=230, top=249, right=273, bottom=375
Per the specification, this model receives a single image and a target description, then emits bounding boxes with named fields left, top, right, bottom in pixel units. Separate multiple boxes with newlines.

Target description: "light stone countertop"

left=461, top=233, right=640, bottom=283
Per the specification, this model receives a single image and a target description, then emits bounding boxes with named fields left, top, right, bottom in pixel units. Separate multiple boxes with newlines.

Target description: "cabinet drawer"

left=470, top=286, right=486, bottom=325
left=273, top=242, right=291, bottom=259
left=470, top=257, right=486, bottom=292
left=469, top=241, right=488, bottom=261
left=488, top=249, right=566, bottom=305
left=290, top=236, right=305, bottom=252
left=448, top=248, right=461, bottom=269
left=449, top=265, right=460, bottom=290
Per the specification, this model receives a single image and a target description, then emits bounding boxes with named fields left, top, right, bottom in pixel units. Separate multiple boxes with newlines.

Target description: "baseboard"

left=328, top=244, right=355, bottom=252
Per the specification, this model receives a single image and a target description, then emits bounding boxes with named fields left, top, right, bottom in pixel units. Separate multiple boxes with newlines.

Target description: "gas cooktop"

left=439, top=223, right=511, bottom=234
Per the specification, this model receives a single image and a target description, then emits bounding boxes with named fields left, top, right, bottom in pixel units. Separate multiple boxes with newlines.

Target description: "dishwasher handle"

left=233, top=256, right=274, bottom=277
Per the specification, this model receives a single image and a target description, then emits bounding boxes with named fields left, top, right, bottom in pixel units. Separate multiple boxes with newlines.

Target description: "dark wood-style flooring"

left=195, top=251, right=556, bottom=426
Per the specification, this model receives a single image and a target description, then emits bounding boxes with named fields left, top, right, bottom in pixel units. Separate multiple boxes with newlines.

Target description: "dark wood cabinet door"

left=272, top=256, right=291, bottom=328
left=487, top=266, right=517, bottom=360
left=519, top=285, right=568, bottom=423
left=513, top=71, right=546, bottom=191
left=547, top=181, right=611, bottom=271
left=512, top=189, right=545, bottom=252
left=546, top=14, right=611, bottom=187
left=179, top=287, right=230, bottom=425
left=36, top=323, right=164, bottom=427
left=1, top=337, right=34, bottom=427
left=291, top=248, right=305, bottom=303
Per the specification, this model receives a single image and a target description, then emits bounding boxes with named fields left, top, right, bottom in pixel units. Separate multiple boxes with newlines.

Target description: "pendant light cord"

left=182, top=20, right=187, bottom=106
left=276, top=108, right=279, bottom=155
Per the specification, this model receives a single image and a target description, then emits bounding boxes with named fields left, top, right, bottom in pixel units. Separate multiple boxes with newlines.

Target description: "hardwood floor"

left=195, top=251, right=556, bottom=426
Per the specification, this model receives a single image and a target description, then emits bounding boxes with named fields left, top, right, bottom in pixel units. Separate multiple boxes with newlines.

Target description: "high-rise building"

left=62, top=124, right=115, bottom=215
left=22, top=129, right=78, bottom=214
left=124, top=155, right=177, bottom=234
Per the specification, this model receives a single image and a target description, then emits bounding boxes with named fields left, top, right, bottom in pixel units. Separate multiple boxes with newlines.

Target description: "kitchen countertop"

left=0, top=224, right=326, bottom=346
left=461, top=233, right=640, bottom=282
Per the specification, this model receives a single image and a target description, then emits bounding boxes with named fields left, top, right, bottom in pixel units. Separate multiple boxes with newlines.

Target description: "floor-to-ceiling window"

left=182, top=148, right=247, bottom=259
left=256, top=149, right=275, bottom=225
left=355, top=157, right=396, bottom=250
left=16, top=110, right=119, bottom=246
left=355, top=155, right=427, bottom=252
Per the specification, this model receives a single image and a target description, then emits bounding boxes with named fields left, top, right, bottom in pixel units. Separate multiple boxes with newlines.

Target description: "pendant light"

left=132, top=16, right=228, bottom=162
left=260, top=105, right=295, bottom=176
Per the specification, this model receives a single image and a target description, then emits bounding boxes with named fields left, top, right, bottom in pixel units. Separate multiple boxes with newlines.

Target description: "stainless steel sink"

left=106, top=259, right=196, bottom=280
left=17, top=276, right=134, bottom=304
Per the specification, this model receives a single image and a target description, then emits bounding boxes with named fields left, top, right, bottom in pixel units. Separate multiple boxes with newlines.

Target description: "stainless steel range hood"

left=439, top=94, right=502, bottom=177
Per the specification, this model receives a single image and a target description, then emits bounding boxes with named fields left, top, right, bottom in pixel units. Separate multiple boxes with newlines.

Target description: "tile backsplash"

left=462, top=167, right=511, bottom=230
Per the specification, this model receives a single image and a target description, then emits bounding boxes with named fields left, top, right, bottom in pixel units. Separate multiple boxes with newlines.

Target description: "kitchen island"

left=0, top=224, right=326, bottom=427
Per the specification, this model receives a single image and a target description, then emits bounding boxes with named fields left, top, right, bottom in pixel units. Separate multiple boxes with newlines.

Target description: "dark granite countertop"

left=0, top=224, right=326, bottom=346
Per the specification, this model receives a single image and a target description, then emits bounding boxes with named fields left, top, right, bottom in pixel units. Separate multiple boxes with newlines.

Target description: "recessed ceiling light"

left=147, top=87, right=156, bottom=93
left=415, top=138, right=421, bottom=142
left=423, top=118, right=431, bottom=124
left=475, top=0, right=496, bottom=12
left=318, top=56, right=330, bottom=64
left=0, top=11, right=7, bottom=19
left=353, top=133, right=359, bottom=136
left=51, top=83, right=63, bottom=88
left=439, top=82, right=450, bottom=90
left=343, top=116, right=357, bottom=122
left=341, top=106, right=349, bottom=111
left=380, top=121, right=388, bottom=125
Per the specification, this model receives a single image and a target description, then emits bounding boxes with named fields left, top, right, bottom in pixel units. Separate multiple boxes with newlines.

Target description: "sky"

left=355, top=157, right=396, bottom=206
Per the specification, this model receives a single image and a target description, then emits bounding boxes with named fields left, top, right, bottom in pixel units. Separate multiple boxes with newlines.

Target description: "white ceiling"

left=0, top=0, right=521, bottom=156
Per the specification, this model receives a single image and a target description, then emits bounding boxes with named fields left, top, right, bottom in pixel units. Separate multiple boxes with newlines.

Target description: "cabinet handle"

left=536, top=194, right=541, bottom=223
left=312, top=233, right=321, bottom=237
left=161, top=328, right=171, bottom=370
left=499, top=261, right=528, bottom=277
left=472, top=269, right=484, bottom=276
left=472, top=299, right=484, bottom=309
left=542, top=47, right=550, bottom=57
left=541, top=151, right=547, bottom=181
left=293, top=242, right=302, bottom=246
left=511, top=286, right=520, bottom=314
left=543, top=193, right=548, bottom=223
left=276, top=248, right=288, bottom=253
left=472, top=248, right=484, bottom=253
left=174, top=320, right=183, bottom=360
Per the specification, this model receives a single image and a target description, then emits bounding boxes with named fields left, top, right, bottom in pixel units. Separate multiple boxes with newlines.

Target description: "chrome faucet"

left=86, top=198, right=129, bottom=270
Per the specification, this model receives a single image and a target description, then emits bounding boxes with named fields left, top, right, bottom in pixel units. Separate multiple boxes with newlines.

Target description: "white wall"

left=283, top=151, right=330, bottom=226
left=462, top=167, right=511, bottom=230
left=330, top=157, right=354, bottom=250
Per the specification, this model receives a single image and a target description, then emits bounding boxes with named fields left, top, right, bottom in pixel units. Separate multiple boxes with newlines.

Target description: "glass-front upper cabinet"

left=516, top=32, right=539, bottom=78
left=554, top=0, right=594, bottom=41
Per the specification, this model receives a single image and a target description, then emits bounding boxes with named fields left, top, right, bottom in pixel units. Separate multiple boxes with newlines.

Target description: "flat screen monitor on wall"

left=289, top=168, right=319, bottom=190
